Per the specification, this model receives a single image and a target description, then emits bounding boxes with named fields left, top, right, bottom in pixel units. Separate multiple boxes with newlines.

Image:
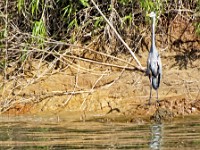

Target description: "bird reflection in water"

left=149, top=124, right=162, bottom=150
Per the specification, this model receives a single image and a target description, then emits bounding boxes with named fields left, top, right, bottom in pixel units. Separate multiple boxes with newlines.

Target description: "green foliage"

left=79, top=0, right=89, bottom=7
left=117, top=0, right=132, bottom=5
left=140, top=0, right=164, bottom=26
left=70, top=33, right=76, bottom=43
left=94, top=16, right=104, bottom=28
left=195, top=22, right=200, bottom=36
left=122, top=13, right=132, bottom=26
left=68, top=18, right=78, bottom=30
left=61, top=3, right=78, bottom=29
left=0, top=61, right=6, bottom=70
left=195, top=0, right=200, bottom=36
left=17, top=0, right=25, bottom=12
left=32, top=19, right=47, bottom=44
left=3, top=0, right=200, bottom=52
left=140, top=0, right=155, bottom=12
left=198, top=0, right=200, bottom=10
left=0, top=29, right=7, bottom=40
left=62, top=3, right=73, bottom=19
left=20, top=46, right=28, bottom=62
left=140, top=0, right=163, bottom=12
left=61, top=2, right=78, bottom=31
left=31, top=0, right=40, bottom=15
left=140, top=0, right=164, bottom=16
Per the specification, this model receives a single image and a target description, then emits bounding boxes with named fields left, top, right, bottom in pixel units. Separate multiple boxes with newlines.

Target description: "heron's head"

left=147, top=12, right=156, bottom=18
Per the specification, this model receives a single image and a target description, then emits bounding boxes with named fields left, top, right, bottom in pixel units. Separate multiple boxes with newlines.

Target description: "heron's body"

left=146, top=12, right=162, bottom=104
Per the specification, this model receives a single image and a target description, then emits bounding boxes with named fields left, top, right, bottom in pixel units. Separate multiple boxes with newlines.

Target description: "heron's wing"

left=146, top=53, right=151, bottom=75
left=156, top=54, right=162, bottom=88
left=157, top=73, right=161, bottom=88
left=157, top=54, right=162, bottom=75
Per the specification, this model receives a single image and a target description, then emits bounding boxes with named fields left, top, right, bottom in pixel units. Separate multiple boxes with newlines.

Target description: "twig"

left=64, top=54, right=137, bottom=70
left=80, top=70, right=108, bottom=110
left=62, top=65, right=80, bottom=107
left=44, top=38, right=140, bottom=68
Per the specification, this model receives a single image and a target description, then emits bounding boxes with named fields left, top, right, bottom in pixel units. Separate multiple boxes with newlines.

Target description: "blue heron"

left=146, top=12, right=162, bottom=104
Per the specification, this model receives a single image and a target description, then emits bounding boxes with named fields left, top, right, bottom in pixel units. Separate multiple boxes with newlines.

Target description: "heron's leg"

left=156, top=89, right=159, bottom=103
left=149, top=77, right=152, bottom=105
left=149, top=86, right=152, bottom=105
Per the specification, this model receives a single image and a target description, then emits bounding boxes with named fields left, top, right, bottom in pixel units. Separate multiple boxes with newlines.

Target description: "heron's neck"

left=151, top=17, right=156, bottom=50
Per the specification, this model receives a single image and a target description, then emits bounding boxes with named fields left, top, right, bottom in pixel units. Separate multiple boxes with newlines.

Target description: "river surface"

left=0, top=114, right=200, bottom=149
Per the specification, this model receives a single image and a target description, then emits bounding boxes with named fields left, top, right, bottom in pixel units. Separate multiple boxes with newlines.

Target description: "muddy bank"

left=3, top=57, right=200, bottom=123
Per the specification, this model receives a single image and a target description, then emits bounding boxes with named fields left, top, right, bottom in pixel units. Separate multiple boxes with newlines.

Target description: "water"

left=0, top=114, right=200, bottom=149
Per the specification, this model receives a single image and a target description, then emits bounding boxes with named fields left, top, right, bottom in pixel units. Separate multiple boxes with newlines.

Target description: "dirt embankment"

left=1, top=16, right=200, bottom=123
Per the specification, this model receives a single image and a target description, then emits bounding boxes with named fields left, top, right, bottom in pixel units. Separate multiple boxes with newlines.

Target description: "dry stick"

left=15, top=30, right=141, bottom=71
left=48, top=48, right=135, bottom=74
left=54, top=52, right=107, bottom=75
left=102, top=58, right=133, bottom=89
left=4, top=0, right=8, bottom=78
left=80, top=70, right=107, bottom=110
left=91, top=0, right=145, bottom=71
left=6, top=47, right=64, bottom=103
left=45, top=38, right=138, bottom=69
left=62, top=65, right=80, bottom=107
left=35, top=41, right=141, bottom=73
left=196, top=85, right=200, bottom=100
left=65, top=54, right=137, bottom=70
left=2, top=0, right=9, bottom=99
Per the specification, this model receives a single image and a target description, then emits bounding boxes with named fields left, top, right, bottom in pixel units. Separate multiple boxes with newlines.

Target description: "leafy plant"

left=94, top=16, right=104, bottom=28
left=32, top=19, right=47, bottom=44
left=140, top=0, right=163, bottom=17
left=31, top=0, right=40, bottom=15
left=122, top=13, right=132, bottom=26
left=195, top=22, right=200, bottom=36
left=117, top=0, right=132, bottom=5
left=20, top=46, right=28, bottom=62
left=17, top=0, right=25, bottom=12
left=79, top=0, right=89, bottom=7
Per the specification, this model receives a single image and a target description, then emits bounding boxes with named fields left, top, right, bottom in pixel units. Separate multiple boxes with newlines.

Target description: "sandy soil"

left=1, top=16, right=200, bottom=123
